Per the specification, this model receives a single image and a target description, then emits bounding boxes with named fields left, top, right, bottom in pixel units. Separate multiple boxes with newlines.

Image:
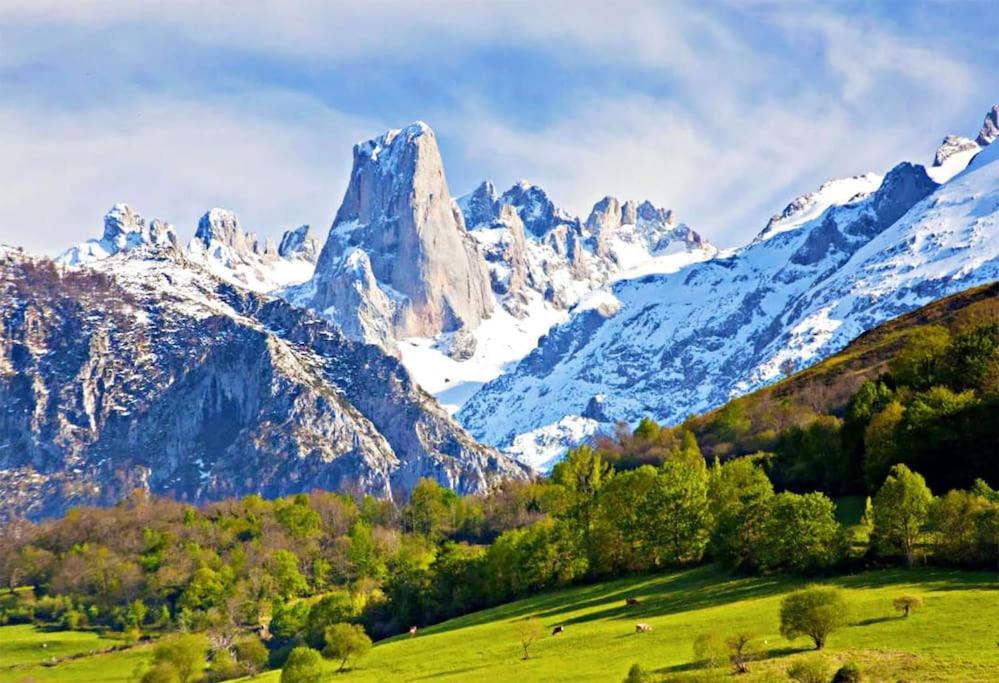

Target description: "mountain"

left=291, top=122, right=494, bottom=348
left=57, top=203, right=180, bottom=265
left=458, top=106, right=999, bottom=469
left=282, top=122, right=714, bottom=412
left=0, top=243, right=526, bottom=521
left=59, top=204, right=320, bottom=293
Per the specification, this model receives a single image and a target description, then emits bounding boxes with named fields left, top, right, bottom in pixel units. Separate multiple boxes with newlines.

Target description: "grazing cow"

left=635, top=623, right=652, bottom=633
left=626, top=597, right=640, bottom=606
left=551, top=625, right=564, bottom=636
left=408, top=626, right=418, bottom=638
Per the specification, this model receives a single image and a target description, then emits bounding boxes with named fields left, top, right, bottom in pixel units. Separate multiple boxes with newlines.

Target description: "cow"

left=626, top=597, right=640, bottom=606
left=635, top=623, right=652, bottom=633
left=551, top=625, right=564, bottom=636
left=408, top=626, right=418, bottom=638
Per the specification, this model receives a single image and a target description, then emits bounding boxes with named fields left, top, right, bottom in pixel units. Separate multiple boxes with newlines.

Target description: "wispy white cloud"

left=0, top=92, right=377, bottom=254
left=0, top=0, right=995, bottom=252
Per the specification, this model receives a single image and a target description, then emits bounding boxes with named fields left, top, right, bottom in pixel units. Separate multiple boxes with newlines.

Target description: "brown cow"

left=626, top=597, right=640, bottom=606
left=551, top=625, right=564, bottom=636
left=635, top=623, right=652, bottom=633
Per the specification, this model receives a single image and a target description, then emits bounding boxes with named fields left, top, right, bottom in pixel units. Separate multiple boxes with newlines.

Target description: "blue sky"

left=1, top=1, right=997, bottom=254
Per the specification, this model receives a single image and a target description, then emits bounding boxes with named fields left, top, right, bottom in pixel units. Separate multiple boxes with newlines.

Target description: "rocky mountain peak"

left=585, top=196, right=624, bottom=233
left=278, top=225, right=320, bottom=263
left=498, top=182, right=577, bottom=237
left=458, top=180, right=500, bottom=228
left=56, top=204, right=178, bottom=265
left=636, top=200, right=673, bottom=226
left=195, top=208, right=250, bottom=250
left=308, top=121, right=493, bottom=340
left=934, top=135, right=979, bottom=166
left=976, top=104, right=999, bottom=146
left=872, top=162, right=937, bottom=217
left=101, top=203, right=145, bottom=245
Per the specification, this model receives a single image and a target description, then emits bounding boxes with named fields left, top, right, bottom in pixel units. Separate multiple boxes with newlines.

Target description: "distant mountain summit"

left=295, top=122, right=494, bottom=346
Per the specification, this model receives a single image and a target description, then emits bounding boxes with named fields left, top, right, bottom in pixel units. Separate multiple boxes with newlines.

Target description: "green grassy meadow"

left=0, top=625, right=151, bottom=682
left=2, top=566, right=995, bottom=682
left=290, top=566, right=995, bottom=682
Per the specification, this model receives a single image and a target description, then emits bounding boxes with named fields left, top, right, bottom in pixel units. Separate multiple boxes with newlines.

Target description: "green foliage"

left=889, top=324, right=951, bottom=389
left=269, top=600, right=309, bottom=650
left=725, top=631, right=758, bottom=674
left=142, top=662, right=182, bottom=683
left=514, top=616, right=545, bottom=660
left=322, top=622, right=372, bottom=671
left=234, top=636, right=269, bottom=676
left=930, top=488, right=999, bottom=567
left=204, top=649, right=242, bottom=683
left=787, top=656, right=831, bottom=683
left=832, top=660, right=864, bottom=682
left=270, top=550, right=309, bottom=600
left=757, top=492, right=845, bottom=573
left=710, top=400, right=751, bottom=444
left=640, top=460, right=711, bottom=566
left=305, top=590, right=355, bottom=648
left=779, top=586, right=849, bottom=650
left=692, top=631, right=727, bottom=669
left=871, top=465, right=933, bottom=564
left=623, top=662, right=650, bottom=682
left=150, top=633, right=209, bottom=683
left=280, top=646, right=325, bottom=683
left=707, top=458, right=774, bottom=570
left=403, top=478, right=454, bottom=541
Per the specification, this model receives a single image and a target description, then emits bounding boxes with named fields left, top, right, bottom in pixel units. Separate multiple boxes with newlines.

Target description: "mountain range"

left=0, top=104, right=996, bottom=517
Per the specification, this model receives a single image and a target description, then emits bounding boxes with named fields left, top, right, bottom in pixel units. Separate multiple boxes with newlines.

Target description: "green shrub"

left=623, top=662, right=650, bottom=683
left=141, top=662, right=181, bottom=683
left=322, top=622, right=372, bottom=671
left=832, top=661, right=864, bottom=682
left=787, top=656, right=830, bottom=683
left=693, top=632, right=727, bottom=669
left=780, top=586, right=848, bottom=649
left=280, top=646, right=324, bottom=683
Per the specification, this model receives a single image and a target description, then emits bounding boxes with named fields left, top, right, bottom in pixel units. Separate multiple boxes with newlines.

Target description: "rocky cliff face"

left=278, top=225, right=320, bottom=263
left=0, top=245, right=526, bottom=520
left=303, top=122, right=493, bottom=342
left=976, top=104, right=999, bottom=146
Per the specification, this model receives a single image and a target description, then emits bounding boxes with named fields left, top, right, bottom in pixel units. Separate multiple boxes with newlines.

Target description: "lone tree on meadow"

left=281, top=646, right=324, bottom=683
left=322, top=622, right=373, bottom=672
left=515, top=616, right=546, bottom=660
left=726, top=632, right=759, bottom=674
left=871, top=464, right=932, bottom=565
left=780, top=586, right=849, bottom=650
left=893, top=595, right=923, bottom=618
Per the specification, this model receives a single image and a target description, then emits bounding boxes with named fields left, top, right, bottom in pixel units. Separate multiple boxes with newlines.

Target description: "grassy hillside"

left=232, top=566, right=994, bottom=682
left=739, top=281, right=997, bottom=418
left=0, top=625, right=151, bottom=682
left=671, top=281, right=998, bottom=493
left=3, top=567, right=995, bottom=681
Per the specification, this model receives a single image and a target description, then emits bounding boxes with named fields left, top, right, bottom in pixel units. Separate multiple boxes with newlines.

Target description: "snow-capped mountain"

left=58, top=204, right=320, bottom=293
left=289, top=122, right=494, bottom=349
left=284, top=122, right=714, bottom=412
left=458, top=105, right=999, bottom=470
left=57, top=203, right=179, bottom=265
left=0, top=240, right=526, bottom=520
